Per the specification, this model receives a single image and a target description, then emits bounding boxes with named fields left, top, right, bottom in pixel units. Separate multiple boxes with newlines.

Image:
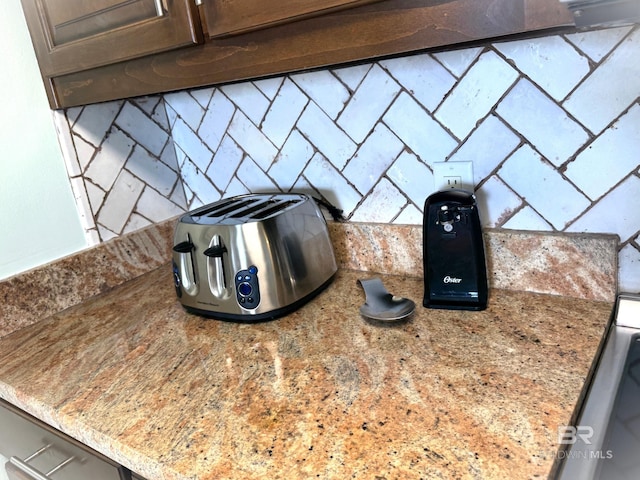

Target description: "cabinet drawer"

left=202, top=0, right=384, bottom=37
left=20, top=0, right=202, bottom=77
left=45, top=0, right=158, bottom=45
left=0, top=402, right=128, bottom=480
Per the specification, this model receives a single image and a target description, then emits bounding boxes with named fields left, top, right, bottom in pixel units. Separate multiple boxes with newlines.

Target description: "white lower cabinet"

left=0, top=401, right=140, bottom=480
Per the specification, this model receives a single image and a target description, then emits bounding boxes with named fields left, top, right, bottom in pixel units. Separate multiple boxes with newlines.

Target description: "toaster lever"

left=173, top=241, right=194, bottom=253
left=204, top=245, right=227, bottom=257
left=173, top=238, right=198, bottom=296
left=206, top=236, right=230, bottom=299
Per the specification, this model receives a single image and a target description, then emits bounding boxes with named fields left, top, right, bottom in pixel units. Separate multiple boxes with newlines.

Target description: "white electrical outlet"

left=433, top=161, right=474, bottom=191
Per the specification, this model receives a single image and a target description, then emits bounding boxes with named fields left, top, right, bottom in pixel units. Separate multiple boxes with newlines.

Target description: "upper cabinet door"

left=202, top=0, right=384, bottom=38
left=20, top=0, right=202, bottom=77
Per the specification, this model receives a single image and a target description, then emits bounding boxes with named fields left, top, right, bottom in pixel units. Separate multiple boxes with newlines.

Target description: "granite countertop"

left=0, top=265, right=613, bottom=480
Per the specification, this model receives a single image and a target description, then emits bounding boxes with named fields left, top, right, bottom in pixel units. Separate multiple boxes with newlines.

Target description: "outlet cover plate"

left=433, top=161, right=474, bottom=191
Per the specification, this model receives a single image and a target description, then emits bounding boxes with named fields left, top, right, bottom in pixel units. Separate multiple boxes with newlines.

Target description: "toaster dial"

left=172, top=261, right=182, bottom=298
left=235, top=266, right=260, bottom=309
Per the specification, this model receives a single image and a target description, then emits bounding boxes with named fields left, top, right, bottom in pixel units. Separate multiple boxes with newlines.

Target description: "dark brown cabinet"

left=20, top=0, right=576, bottom=109
left=19, top=0, right=384, bottom=81
left=20, top=0, right=202, bottom=77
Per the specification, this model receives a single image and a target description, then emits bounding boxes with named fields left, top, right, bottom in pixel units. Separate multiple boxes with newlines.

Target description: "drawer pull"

left=9, top=444, right=76, bottom=480
left=23, top=444, right=52, bottom=462
left=45, top=455, right=77, bottom=476
left=9, top=456, right=51, bottom=480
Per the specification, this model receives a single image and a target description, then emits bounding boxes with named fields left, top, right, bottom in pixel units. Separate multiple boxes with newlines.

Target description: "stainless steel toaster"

left=172, top=193, right=338, bottom=321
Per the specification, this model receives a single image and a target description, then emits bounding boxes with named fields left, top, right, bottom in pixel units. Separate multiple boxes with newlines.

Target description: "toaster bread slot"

left=194, top=198, right=257, bottom=220
left=251, top=200, right=296, bottom=219
left=227, top=199, right=274, bottom=219
left=204, top=235, right=230, bottom=299
left=172, top=237, right=198, bottom=296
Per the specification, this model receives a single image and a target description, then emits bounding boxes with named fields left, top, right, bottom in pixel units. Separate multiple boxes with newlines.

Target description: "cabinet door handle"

left=9, top=446, right=76, bottom=480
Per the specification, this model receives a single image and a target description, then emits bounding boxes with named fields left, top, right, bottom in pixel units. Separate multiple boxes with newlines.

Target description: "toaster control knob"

left=172, top=261, right=182, bottom=298
left=235, top=266, right=260, bottom=309
left=238, top=282, right=252, bottom=296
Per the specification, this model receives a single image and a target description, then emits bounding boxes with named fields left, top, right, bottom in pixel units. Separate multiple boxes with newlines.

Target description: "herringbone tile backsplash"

left=59, top=25, right=640, bottom=293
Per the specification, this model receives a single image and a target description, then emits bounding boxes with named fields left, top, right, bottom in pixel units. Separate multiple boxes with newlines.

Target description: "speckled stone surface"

left=0, top=221, right=174, bottom=338
left=484, top=230, right=618, bottom=302
left=0, top=220, right=618, bottom=339
left=0, top=267, right=613, bottom=480
left=328, top=223, right=618, bottom=302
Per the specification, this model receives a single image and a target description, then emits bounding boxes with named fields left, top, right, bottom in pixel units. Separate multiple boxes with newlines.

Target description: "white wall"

left=0, top=1, right=86, bottom=279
